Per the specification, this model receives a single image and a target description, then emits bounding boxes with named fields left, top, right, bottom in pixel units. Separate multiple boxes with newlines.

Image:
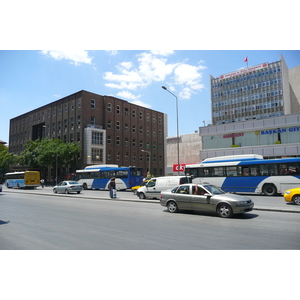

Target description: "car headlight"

left=284, top=191, right=291, bottom=195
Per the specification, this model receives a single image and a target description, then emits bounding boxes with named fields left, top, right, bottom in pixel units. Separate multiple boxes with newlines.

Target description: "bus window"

left=199, top=168, right=211, bottom=177
left=242, top=167, right=250, bottom=176
left=226, top=166, right=238, bottom=176
left=260, top=165, right=269, bottom=176
left=250, top=166, right=260, bottom=176
left=212, top=167, right=225, bottom=177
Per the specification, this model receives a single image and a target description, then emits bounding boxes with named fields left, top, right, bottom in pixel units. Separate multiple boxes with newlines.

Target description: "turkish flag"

left=244, top=56, right=248, bottom=62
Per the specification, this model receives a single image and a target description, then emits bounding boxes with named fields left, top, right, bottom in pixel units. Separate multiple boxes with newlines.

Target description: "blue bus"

left=185, top=154, right=300, bottom=196
left=76, top=165, right=143, bottom=190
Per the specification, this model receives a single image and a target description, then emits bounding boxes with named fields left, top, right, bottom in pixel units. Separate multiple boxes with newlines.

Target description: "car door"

left=190, top=186, right=212, bottom=212
left=173, top=185, right=192, bottom=210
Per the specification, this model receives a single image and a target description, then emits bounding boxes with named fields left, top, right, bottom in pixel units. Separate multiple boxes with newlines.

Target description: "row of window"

left=212, top=78, right=282, bottom=98
left=212, top=100, right=284, bottom=117
left=186, top=162, right=300, bottom=178
left=213, top=111, right=285, bottom=124
left=211, top=66, right=282, bottom=88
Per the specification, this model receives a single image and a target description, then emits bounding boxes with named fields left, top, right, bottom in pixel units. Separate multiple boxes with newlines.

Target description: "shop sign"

left=173, top=164, right=186, bottom=172
left=223, top=133, right=244, bottom=138
left=260, top=126, right=300, bottom=135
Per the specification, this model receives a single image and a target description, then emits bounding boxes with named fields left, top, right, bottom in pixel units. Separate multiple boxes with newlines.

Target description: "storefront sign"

left=173, top=164, right=186, bottom=172
left=223, top=133, right=244, bottom=138
left=219, top=63, right=268, bottom=80
left=260, top=126, right=300, bottom=135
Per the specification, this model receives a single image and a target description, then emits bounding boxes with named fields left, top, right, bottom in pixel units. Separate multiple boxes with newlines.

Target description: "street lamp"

left=162, top=86, right=180, bottom=175
left=141, top=149, right=151, bottom=178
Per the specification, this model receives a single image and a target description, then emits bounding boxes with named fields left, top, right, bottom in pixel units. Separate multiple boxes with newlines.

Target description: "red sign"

left=173, top=164, right=186, bottom=172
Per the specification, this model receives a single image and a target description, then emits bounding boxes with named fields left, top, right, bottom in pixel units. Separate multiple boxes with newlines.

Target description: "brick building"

left=9, top=90, right=167, bottom=179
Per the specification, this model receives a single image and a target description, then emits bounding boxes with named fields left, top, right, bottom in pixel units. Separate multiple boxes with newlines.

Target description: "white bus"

left=185, top=154, right=300, bottom=196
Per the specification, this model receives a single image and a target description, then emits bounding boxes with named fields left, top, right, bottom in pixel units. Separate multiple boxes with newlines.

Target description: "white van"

left=136, top=176, right=192, bottom=199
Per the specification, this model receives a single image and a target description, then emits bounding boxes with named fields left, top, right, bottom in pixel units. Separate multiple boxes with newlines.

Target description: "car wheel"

left=53, top=188, right=57, bottom=193
left=65, top=189, right=69, bottom=194
left=217, top=203, right=233, bottom=218
left=292, top=194, right=300, bottom=205
left=133, top=190, right=137, bottom=195
left=139, top=193, right=146, bottom=199
left=167, top=201, right=178, bottom=213
left=77, top=191, right=81, bottom=194
left=262, top=184, right=277, bottom=196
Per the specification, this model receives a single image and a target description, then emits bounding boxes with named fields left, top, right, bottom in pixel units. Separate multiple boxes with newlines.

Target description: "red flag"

left=244, top=56, right=248, bottom=62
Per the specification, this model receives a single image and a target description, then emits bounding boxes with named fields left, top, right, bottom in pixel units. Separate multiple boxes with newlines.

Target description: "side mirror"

left=204, top=193, right=211, bottom=197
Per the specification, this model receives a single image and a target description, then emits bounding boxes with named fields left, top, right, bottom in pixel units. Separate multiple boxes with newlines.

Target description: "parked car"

left=160, top=183, right=254, bottom=218
left=53, top=181, right=83, bottom=194
left=0, top=184, right=2, bottom=192
left=283, top=187, right=300, bottom=205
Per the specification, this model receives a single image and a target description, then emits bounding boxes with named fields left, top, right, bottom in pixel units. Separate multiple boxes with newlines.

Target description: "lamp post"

left=162, top=86, right=180, bottom=175
left=141, top=149, right=151, bottom=178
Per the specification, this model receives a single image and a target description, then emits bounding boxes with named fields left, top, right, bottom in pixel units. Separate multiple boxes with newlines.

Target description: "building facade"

left=9, top=90, right=167, bottom=178
left=165, top=132, right=202, bottom=175
left=199, top=113, right=300, bottom=160
left=210, top=54, right=298, bottom=125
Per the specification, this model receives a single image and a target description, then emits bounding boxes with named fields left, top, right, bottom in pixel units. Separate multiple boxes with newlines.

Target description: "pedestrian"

left=109, top=177, right=116, bottom=198
left=40, top=179, right=45, bottom=188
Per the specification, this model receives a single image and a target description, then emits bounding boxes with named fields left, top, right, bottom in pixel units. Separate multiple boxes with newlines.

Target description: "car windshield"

left=203, top=185, right=225, bottom=194
left=68, top=181, right=79, bottom=184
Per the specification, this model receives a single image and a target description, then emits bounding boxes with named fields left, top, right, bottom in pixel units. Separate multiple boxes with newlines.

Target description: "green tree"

left=21, top=139, right=81, bottom=177
left=0, top=144, right=19, bottom=176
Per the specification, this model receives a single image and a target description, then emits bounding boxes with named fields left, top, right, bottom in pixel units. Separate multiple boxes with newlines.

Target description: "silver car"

left=53, top=181, right=83, bottom=194
left=160, top=184, right=254, bottom=218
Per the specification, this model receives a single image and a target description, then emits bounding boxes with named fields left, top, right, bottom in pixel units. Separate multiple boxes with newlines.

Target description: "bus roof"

left=201, top=154, right=263, bottom=164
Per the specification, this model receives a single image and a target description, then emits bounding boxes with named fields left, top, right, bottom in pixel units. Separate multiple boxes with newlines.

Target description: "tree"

left=21, top=139, right=81, bottom=179
left=0, top=144, right=19, bottom=176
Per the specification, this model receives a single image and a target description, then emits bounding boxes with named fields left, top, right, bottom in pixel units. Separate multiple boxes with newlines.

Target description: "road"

left=1, top=191, right=300, bottom=250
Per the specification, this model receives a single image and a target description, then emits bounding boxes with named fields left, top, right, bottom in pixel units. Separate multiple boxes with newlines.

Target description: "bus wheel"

left=263, top=184, right=277, bottom=196
left=83, top=183, right=88, bottom=190
left=292, top=195, right=300, bottom=205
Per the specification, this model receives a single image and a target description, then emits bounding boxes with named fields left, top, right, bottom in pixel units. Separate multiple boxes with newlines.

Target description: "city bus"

left=185, top=154, right=300, bottom=196
left=76, top=165, right=143, bottom=190
left=5, top=171, right=40, bottom=189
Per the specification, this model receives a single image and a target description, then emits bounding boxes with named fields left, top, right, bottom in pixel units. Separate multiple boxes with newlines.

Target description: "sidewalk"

left=3, top=186, right=300, bottom=213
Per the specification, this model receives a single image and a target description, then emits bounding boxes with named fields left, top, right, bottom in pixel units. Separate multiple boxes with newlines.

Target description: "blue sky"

left=1, top=50, right=300, bottom=144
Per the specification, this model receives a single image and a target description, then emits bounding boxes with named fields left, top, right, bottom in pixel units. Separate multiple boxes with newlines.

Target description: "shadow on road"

left=162, top=209, right=259, bottom=219
left=0, top=220, right=10, bottom=225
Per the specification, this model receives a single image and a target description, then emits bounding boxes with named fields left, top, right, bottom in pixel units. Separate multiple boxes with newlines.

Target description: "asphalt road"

left=1, top=192, right=300, bottom=250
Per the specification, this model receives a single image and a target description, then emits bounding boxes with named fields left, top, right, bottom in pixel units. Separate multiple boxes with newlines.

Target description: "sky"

left=1, top=49, right=300, bottom=144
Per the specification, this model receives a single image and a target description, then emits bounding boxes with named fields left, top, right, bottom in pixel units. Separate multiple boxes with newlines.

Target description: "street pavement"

left=3, top=185, right=300, bottom=214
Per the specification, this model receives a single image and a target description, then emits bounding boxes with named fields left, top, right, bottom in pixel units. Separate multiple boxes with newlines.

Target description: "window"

left=108, top=103, right=112, bottom=112
left=91, top=99, right=95, bottom=109
left=116, top=121, right=120, bottom=130
left=132, top=109, right=136, bottom=118
left=92, top=132, right=103, bottom=145
left=124, top=108, right=129, bottom=116
left=64, top=119, right=67, bottom=131
left=132, top=125, right=136, bottom=133
left=91, top=117, right=95, bottom=125
left=116, top=105, right=120, bottom=114
left=78, top=98, right=81, bottom=108
left=116, top=136, right=120, bottom=145
left=77, top=116, right=81, bottom=128
left=140, top=112, right=143, bottom=120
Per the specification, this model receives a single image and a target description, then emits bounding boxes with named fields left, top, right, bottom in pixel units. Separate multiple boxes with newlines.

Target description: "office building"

left=9, top=90, right=167, bottom=178
left=210, top=54, right=299, bottom=125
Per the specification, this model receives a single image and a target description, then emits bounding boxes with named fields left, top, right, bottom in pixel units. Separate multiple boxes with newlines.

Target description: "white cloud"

left=103, top=50, right=206, bottom=100
left=116, top=91, right=141, bottom=100
left=41, top=50, right=92, bottom=65
left=150, top=50, right=174, bottom=56
left=130, top=100, right=151, bottom=108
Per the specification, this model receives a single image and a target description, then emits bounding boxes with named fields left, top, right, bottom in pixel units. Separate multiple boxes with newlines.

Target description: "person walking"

left=40, top=179, right=45, bottom=188
left=109, top=177, right=116, bottom=198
